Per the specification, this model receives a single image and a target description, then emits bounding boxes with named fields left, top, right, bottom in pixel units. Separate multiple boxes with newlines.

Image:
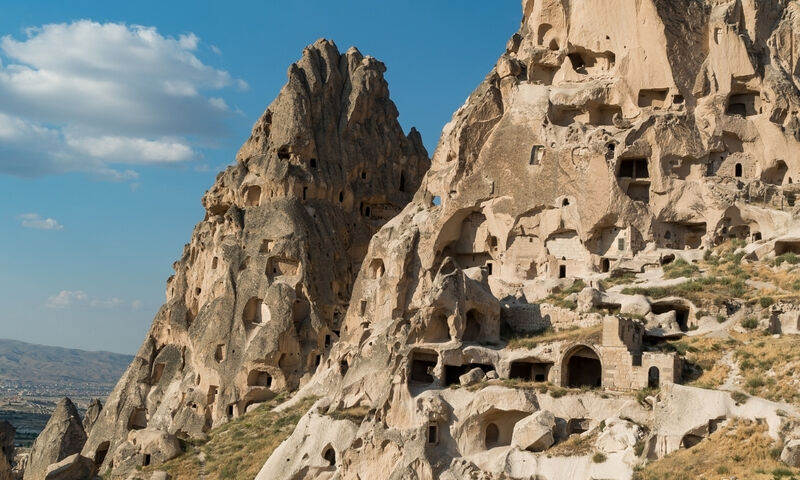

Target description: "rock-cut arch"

left=561, top=344, right=602, bottom=388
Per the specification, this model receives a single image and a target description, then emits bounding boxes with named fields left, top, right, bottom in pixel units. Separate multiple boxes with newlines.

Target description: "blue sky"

left=0, top=1, right=520, bottom=354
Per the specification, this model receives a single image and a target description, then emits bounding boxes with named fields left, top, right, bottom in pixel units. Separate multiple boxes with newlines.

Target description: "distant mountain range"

left=0, top=338, right=132, bottom=385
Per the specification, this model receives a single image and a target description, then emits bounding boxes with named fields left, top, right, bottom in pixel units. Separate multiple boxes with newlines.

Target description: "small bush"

left=747, top=377, right=766, bottom=389
left=774, top=252, right=800, bottom=266
left=550, top=388, right=567, bottom=398
left=730, top=391, right=749, bottom=404
left=741, top=317, right=759, bottom=330
left=716, top=314, right=727, bottom=323
left=716, top=465, right=730, bottom=474
left=760, top=296, right=775, bottom=308
left=592, top=452, right=607, bottom=463
left=636, top=387, right=659, bottom=405
left=663, top=258, right=700, bottom=279
left=772, top=467, right=795, bottom=478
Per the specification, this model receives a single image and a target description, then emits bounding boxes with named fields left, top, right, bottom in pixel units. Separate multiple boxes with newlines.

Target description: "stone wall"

left=501, top=303, right=602, bottom=333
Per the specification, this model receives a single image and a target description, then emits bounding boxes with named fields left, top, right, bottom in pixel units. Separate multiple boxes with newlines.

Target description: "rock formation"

left=251, top=0, right=800, bottom=478
left=82, top=399, right=102, bottom=435
left=43, top=454, right=94, bottom=480
left=81, top=39, right=429, bottom=477
left=0, top=421, right=13, bottom=467
left=24, top=398, right=86, bottom=480
left=0, top=457, right=10, bottom=480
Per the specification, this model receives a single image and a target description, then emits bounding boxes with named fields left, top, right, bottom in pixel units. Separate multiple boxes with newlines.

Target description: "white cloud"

left=46, top=290, right=88, bottom=308
left=19, top=213, right=63, bottom=230
left=45, top=289, right=142, bottom=310
left=0, top=20, right=246, bottom=179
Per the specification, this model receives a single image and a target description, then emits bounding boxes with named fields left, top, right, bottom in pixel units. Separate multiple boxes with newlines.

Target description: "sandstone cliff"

left=254, top=1, right=800, bottom=479
left=80, top=39, right=429, bottom=478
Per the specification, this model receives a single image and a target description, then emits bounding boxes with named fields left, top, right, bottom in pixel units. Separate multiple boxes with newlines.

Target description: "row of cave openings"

left=408, top=345, right=663, bottom=392
left=424, top=413, right=595, bottom=453
left=240, top=169, right=408, bottom=210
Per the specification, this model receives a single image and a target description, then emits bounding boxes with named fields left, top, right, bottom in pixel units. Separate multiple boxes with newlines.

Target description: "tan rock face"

left=255, top=1, right=800, bottom=479
left=0, top=421, right=13, bottom=467
left=81, top=39, right=429, bottom=478
left=24, top=398, right=86, bottom=480
left=43, top=454, right=94, bottom=480
left=512, top=410, right=556, bottom=452
left=782, top=439, right=800, bottom=468
left=82, top=399, right=102, bottom=435
left=0, top=456, right=11, bottom=480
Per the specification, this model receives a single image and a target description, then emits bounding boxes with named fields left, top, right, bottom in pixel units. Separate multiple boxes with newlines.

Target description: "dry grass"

left=599, top=271, right=638, bottom=290
left=733, top=332, right=800, bottom=405
left=622, top=240, right=800, bottom=308
left=657, top=331, right=800, bottom=406
left=140, top=394, right=317, bottom=480
left=543, top=279, right=586, bottom=309
left=662, top=336, right=732, bottom=389
left=506, top=324, right=603, bottom=350
left=328, top=405, right=370, bottom=422
left=546, top=430, right=599, bottom=457
left=633, top=420, right=796, bottom=480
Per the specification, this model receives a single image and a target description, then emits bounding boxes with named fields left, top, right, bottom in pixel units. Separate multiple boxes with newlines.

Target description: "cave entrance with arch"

left=561, top=345, right=602, bottom=388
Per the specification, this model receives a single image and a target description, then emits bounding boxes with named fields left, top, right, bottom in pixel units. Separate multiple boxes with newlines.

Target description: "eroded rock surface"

left=24, top=398, right=86, bottom=480
left=255, top=0, right=800, bottom=478
left=82, top=399, right=102, bottom=436
left=81, top=39, right=428, bottom=478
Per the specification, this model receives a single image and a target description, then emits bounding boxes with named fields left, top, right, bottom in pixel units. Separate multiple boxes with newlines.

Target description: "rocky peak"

left=81, top=38, right=429, bottom=478
left=24, top=398, right=86, bottom=480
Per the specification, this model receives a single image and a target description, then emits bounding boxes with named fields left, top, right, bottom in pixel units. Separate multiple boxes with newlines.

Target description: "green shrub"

left=716, top=314, right=727, bottom=323
left=772, top=467, right=795, bottom=478
left=760, top=296, right=775, bottom=308
left=592, top=452, right=607, bottom=463
left=663, top=258, right=700, bottom=279
left=730, top=391, right=749, bottom=404
left=747, top=377, right=766, bottom=389
left=741, top=317, right=759, bottom=330
left=550, top=388, right=567, bottom=398
left=774, top=252, right=800, bottom=266
left=716, top=465, right=729, bottom=474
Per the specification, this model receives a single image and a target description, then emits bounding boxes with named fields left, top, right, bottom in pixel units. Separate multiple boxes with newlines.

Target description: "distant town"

left=0, top=378, right=114, bottom=446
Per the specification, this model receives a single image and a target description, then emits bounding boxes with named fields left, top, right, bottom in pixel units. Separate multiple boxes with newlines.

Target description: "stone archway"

left=561, top=345, right=602, bottom=388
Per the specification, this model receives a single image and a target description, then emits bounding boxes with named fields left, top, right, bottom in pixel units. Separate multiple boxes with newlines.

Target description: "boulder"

left=511, top=410, right=556, bottom=452
left=43, top=454, right=94, bottom=480
left=459, top=368, right=486, bottom=386
left=111, top=429, right=182, bottom=474
left=781, top=439, right=800, bottom=467
left=596, top=417, right=642, bottom=453
left=24, top=398, right=86, bottom=480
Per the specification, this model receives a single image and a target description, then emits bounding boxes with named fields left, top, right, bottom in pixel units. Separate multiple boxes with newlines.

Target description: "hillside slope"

left=0, top=338, right=131, bottom=385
